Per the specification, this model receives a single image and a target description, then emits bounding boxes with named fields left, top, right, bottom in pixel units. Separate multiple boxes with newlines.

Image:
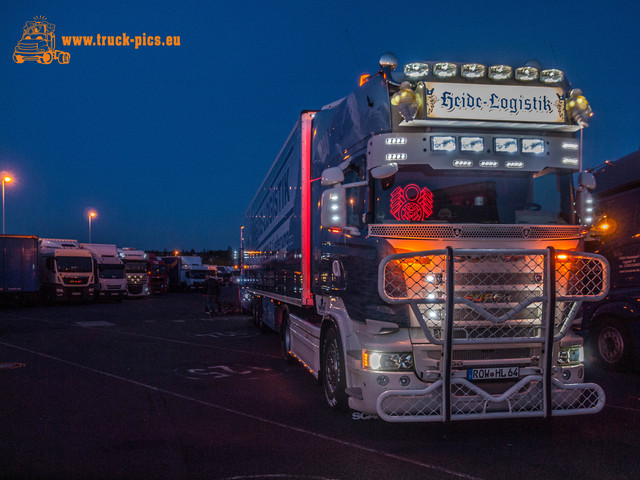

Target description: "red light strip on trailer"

left=300, top=111, right=316, bottom=306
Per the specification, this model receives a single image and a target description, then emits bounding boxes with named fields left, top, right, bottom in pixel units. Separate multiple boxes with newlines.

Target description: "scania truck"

left=81, top=243, right=128, bottom=301
left=117, top=247, right=150, bottom=297
left=147, top=253, right=168, bottom=294
left=241, top=53, right=609, bottom=422
left=39, top=238, right=94, bottom=302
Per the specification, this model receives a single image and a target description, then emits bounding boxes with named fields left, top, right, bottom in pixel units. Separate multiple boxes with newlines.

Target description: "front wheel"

left=595, top=317, right=636, bottom=370
left=321, top=323, right=348, bottom=411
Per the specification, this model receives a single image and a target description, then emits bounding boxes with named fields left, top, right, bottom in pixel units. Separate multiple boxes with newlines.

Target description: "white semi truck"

left=38, top=238, right=94, bottom=302
left=117, top=247, right=150, bottom=297
left=241, top=53, right=609, bottom=422
left=81, top=243, right=128, bottom=301
left=161, top=255, right=210, bottom=291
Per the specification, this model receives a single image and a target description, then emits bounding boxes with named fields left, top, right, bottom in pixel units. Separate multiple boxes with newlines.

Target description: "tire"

left=281, top=314, right=294, bottom=363
left=321, top=322, right=348, bottom=411
left=595, top=317, right=636, bottom=370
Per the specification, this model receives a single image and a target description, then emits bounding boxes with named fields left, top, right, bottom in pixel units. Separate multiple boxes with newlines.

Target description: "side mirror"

left=578, top=172, right=596, bottom=190
left=321, top=185, right=346, bottom=229
left=371, top=163, right=399, bottom=179
left=321, top=167, right=344, bottom=187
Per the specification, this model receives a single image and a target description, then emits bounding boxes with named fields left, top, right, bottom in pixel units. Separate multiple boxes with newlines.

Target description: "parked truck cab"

left=582, top=149, right=640, bottom=370
left=39, top=238, right=94, bottom=302
left=81, top=243, right=128, bottom=301
left=117, top=247, right=150, bottom=297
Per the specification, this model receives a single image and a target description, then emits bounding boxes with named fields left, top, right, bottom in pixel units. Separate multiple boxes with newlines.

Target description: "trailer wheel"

left=595, top=317, right=636, bottom=370
left=281, top=314, right=294, bottom=363
left=321, top=322, right=348, bottom=411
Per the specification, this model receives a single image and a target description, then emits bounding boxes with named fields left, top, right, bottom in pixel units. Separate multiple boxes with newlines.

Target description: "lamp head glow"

left=3, top=176, right=10, bottom=183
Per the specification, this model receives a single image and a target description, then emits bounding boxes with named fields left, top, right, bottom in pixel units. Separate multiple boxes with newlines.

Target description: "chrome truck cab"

left=318, top=54, right=608, bottom=421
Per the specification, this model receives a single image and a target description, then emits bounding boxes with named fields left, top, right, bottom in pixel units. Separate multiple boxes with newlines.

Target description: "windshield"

left=55, top=256, right=93, bottom=273
left=123, top=260, right=148, bottom=273
left=151, top=265, right=166, bottom=274
left=374, top=166, right=574, bottom=225
left=99, top=265, right=126, bottom=279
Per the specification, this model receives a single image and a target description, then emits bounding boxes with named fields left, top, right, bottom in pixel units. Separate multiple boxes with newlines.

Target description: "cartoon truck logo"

left=13, top=17, right=70, bottom=64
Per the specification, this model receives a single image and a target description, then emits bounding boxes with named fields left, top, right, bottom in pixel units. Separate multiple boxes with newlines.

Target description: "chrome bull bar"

left=377, top=247, right=609, bottom=422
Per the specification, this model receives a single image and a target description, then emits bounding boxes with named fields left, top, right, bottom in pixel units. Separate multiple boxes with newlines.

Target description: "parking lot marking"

left=0, top=339, right=482, bottom=480
left=75, top=320, right=117, bottom=327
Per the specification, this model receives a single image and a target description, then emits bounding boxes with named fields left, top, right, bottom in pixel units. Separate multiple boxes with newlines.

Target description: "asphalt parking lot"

left=1, top=293, right=639, bottom=480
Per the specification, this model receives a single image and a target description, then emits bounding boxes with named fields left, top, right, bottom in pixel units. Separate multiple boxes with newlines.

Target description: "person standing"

left=202, top=273, right=221, bottom=316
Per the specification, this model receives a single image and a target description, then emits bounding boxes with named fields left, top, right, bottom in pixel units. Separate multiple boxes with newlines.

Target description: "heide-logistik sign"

left=425, top=82, right=566, bottom=123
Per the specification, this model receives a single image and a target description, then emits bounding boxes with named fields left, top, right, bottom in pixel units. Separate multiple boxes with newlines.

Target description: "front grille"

left=426, top=347, right=537, bottom=361
left=369, top=224, right=584, bottom=240
left=128, top=285, right=143, bottom=294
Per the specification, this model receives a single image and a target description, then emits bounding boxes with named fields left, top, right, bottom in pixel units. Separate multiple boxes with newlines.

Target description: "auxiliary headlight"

left=494, top=137, right=518, bottom=153
left=541, top=69, right=564, bottom=84
left=363, top=351, right=414, bottom=371
left=558, top=345, right=583, bottom=365
left=433, top=62, right=457, bottom=79
left=461, top=63, right=486, bottom=79
left=522, top=138, right=545, bottom=154
left=431, top=136, right=456, bottom=151
left=515, top=66, right=538, bottom=81
left=488, top=65, right=512, bottom=80
left=460, top=136, right=484, bottom=152
left=404, top=62, right=429, bottom=79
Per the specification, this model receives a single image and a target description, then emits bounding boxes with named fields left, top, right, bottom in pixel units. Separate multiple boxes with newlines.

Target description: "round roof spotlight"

left=541, top=69, right=564, bottom=84
left=489, top=65, right=512, bottom=80
left=379, top=52, right=398, bottom=72
left=433, top=62, right=457, bottom=79
left=516, top=66, right=539, bottom=81
left=461, top=63, right=486, bottom=79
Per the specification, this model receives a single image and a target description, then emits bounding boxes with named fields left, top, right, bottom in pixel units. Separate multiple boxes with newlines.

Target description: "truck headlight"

left=363, top=351, right=414, bottom=371
left=558, top=345, right=583, bottom=365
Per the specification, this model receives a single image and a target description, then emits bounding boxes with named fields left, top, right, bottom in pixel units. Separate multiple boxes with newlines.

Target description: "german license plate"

left=467, top=366, right=519, bottom=381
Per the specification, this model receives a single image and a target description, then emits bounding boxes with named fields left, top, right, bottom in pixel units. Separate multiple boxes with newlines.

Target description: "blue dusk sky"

left=1, top=0, right=639, bottom=251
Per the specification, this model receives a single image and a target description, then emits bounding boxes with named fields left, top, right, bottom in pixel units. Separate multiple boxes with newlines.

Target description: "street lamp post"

left=1, top=172, right=12, bottom=235
left=88, top=211, right=96, bottom=243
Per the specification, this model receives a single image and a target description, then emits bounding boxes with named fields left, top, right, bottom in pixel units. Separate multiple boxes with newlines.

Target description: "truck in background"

left=147, top=253, right=168, bottom=294
left=39, top=238, right=94, bottom=302
left=581, top=149, right=640, bottom=370
left=0, top=235, right=39, bottom=305
left=241, top=53, right=609, bottom=422
left=117, top=247, right=150, bottom=297
left=80, top=243, right=128, bottom=301
left=161, top=255, right=210, bottom=291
